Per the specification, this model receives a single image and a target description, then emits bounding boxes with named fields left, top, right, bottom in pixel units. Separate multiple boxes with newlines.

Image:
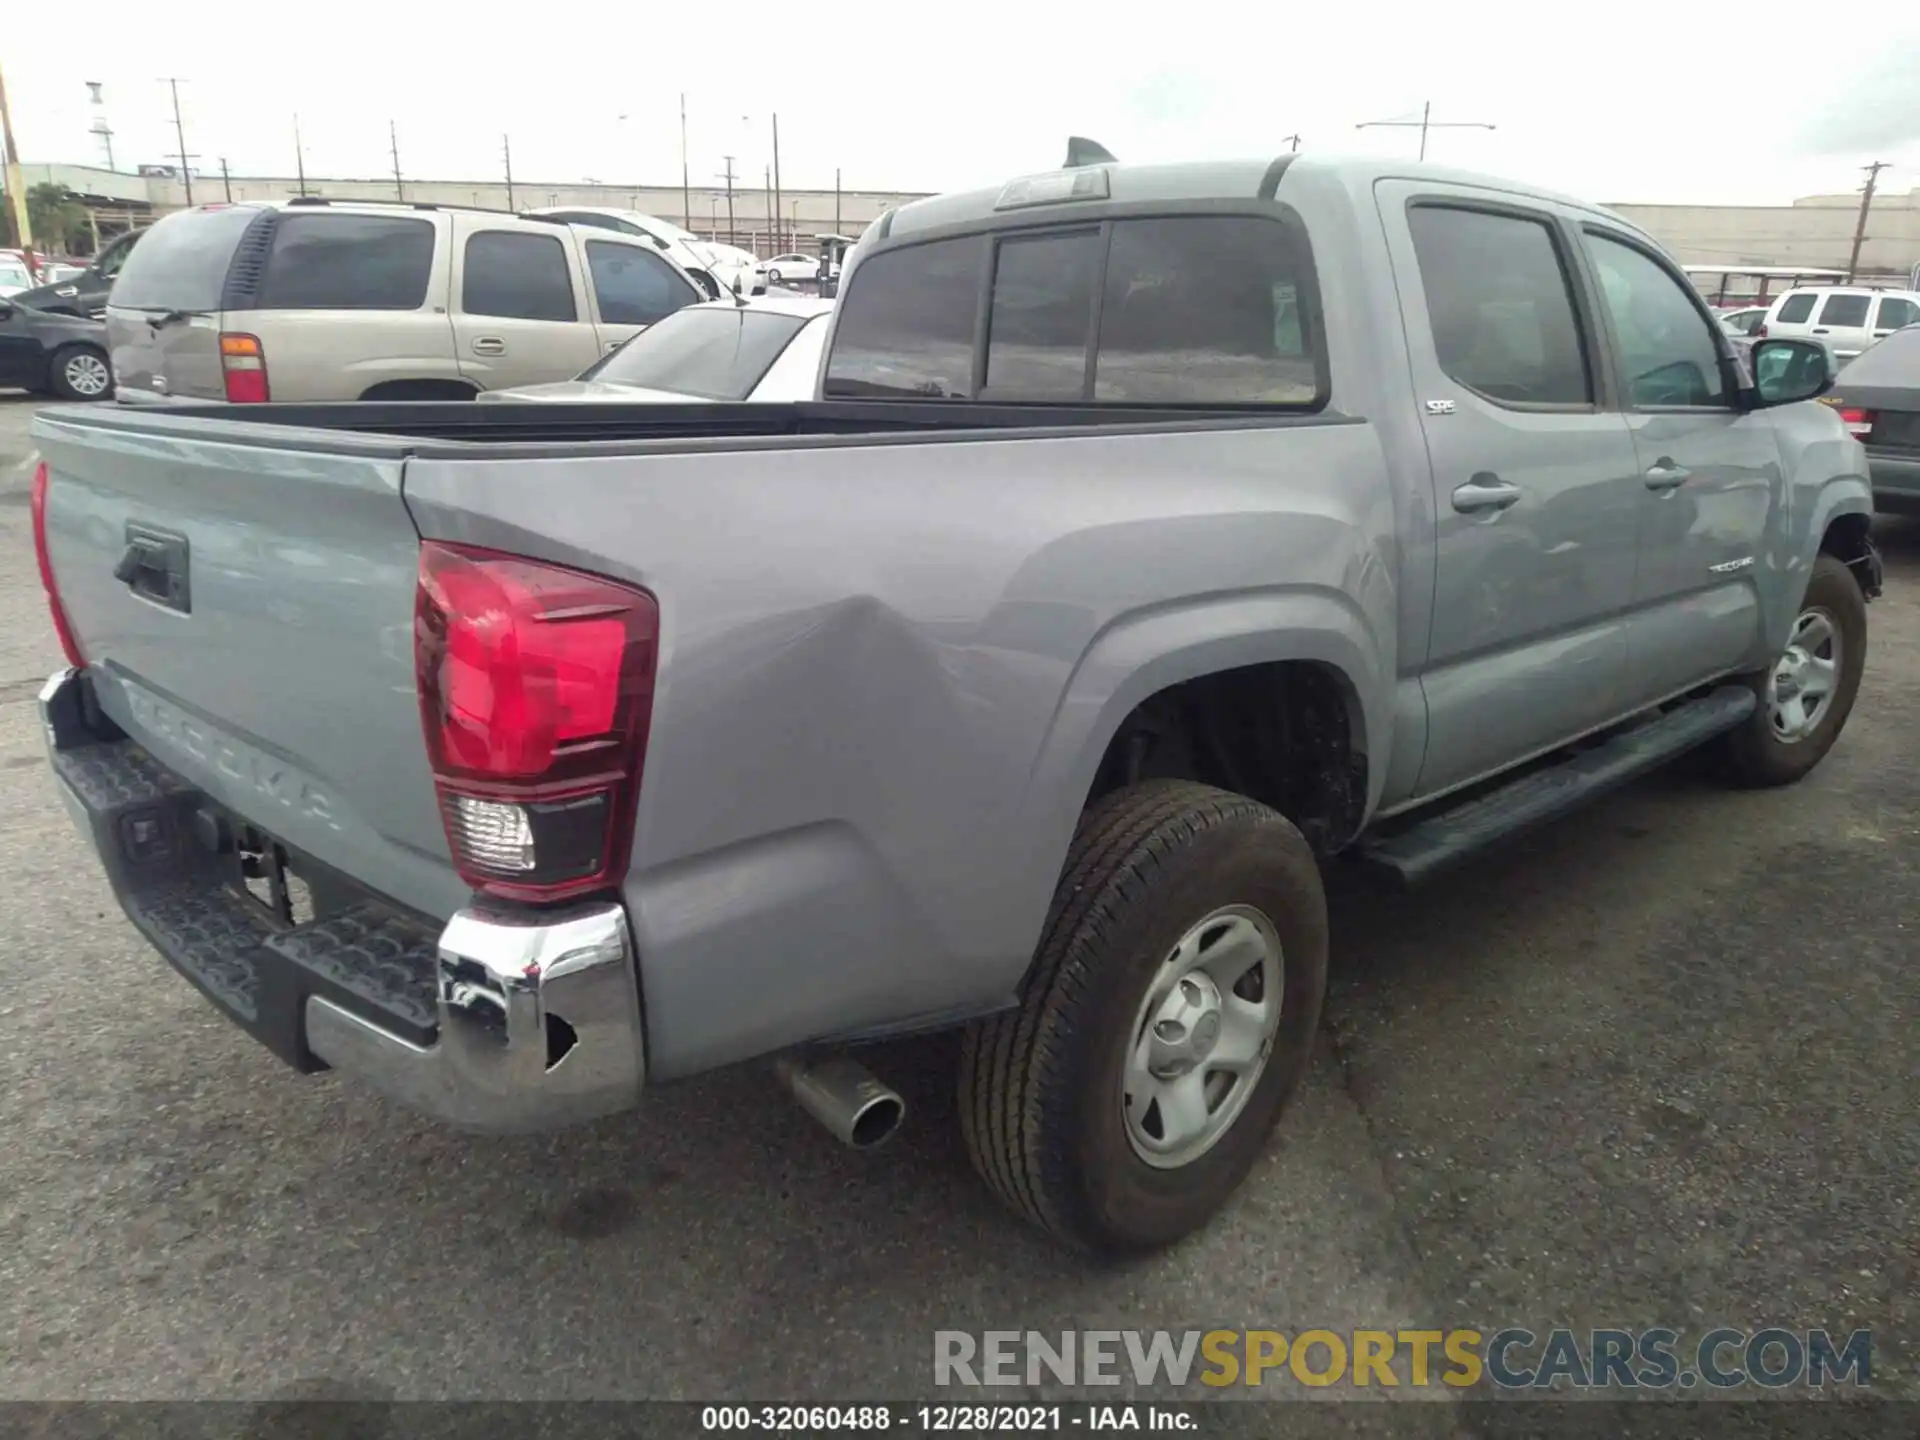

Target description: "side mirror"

left=1746, top=338, right=1833, bottom=407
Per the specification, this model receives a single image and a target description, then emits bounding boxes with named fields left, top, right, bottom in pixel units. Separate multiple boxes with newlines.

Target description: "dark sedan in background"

left=0, top=298, right=114, bottom=400
left=1829, top=325, right=1920, bottom=511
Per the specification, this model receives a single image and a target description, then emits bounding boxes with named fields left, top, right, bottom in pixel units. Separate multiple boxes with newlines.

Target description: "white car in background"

left=480, top=295, right=833, bottom=404
left=1757, top=286, right=1920, bottom=363
left=756, top=251, right=834, bottom=289
left=531, top=207, right=753, bottom=300
left=0, top=257, right=34, bottom=298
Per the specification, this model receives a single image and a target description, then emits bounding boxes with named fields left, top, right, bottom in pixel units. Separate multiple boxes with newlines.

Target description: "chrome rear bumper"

left=41, top=667, right=646, bottom=1133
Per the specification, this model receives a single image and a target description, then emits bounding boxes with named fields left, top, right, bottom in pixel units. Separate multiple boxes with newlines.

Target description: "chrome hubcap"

left=1767, top=606, right=1840, bottom=744
left=1122, top=904, right=1283, bottom=1170
left=65, top=352, right=110, bottom=397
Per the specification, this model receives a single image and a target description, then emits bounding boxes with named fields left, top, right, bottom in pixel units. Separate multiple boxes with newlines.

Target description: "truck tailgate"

left=34, top=413, right=465, bottom=921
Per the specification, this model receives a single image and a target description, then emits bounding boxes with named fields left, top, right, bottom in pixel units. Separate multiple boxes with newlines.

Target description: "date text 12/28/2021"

left=700, top=1406, right=1195, bottom=1432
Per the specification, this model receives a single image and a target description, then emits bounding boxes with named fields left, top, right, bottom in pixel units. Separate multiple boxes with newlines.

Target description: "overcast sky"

left=8, top=1, right=1920, bottom=206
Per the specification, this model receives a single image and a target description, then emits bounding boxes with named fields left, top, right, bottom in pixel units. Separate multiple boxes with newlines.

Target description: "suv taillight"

left=220, top=332, right=269, bottom=403
left=30, top=462, right=86, bottom=668
left=414, top=542, right=659, bottom=904
left=1838, top=407, right=1876, bottom=438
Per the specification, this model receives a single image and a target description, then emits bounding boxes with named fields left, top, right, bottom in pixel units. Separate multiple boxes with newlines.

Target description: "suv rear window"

left=1775, top=293, right=1818, bottom=324
left=825, top=214, right=1323, bottom=406
left=108, top=206, right=262, bottom=311
left=256, top=214, right=435, bottom=310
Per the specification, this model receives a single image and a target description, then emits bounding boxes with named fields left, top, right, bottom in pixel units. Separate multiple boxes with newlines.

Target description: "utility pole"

left=502, top=133, right=515, bottom=211
left=680, top=94, right=692, bottom=234
left=220, top=157, right=232, bottom=202
left=389, top=120, right=403, bottom=200
left=1357, top=100, right=1494, bottom=162
left=161, top=77, right=196, bottom=204
left=1282, top=133, right=1302, bottom=152
left=834, top=166, right=841, bottom=238
left=0, top=60, right=33, bottom=254
left=294, top=114, right=308, bottom=196
left=718, top=156, right=736, bottom=245
left=1846, top=161, right=1891, bottom=283
left=771, top=113, right=782, bottom=254
left=764, top=164, right=772, bottom=255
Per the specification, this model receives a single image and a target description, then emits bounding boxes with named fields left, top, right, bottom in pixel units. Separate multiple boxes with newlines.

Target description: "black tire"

left=1714, top=552, right=1867, bottom=788
left=959, top=780, right=1328, bottom=1254
left=48, top=344, right=113, bottom=402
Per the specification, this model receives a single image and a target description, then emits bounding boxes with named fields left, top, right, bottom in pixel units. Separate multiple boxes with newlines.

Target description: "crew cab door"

left=577, top=232, right=703, bottom=352
left=1378, top=182, right=1643, bottom=799
left=449, top=217, right=601, bottom=391
left=1574, top=225, right=1777, bottom=704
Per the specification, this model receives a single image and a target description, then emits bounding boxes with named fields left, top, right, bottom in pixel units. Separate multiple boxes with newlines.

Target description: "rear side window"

left=1818, top=293, right=1871, bottom=327
left=463, top=231, right=577, bottom=322
left=1775, top=292, right=1818, bottom=324
left=1407, top=205, right=1592, bottom=406
left=107, top=207, right=261, bottom=311
left=1873, top=296, right=1919, bottom=331
left=1094, top=216, right=1319, bottom=404
left=586, top=241, right=697, bottom=326
left=985, top=229, right=1100, bottom=396
left=255, top=214, right=435, bottom=310
left=823, top=236, right=979, bottom=398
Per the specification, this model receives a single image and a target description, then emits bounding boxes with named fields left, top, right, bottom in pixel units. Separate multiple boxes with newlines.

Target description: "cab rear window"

left=108, top=206, right=262, bottom=312
left=825, top=214, right=1324, bottom=407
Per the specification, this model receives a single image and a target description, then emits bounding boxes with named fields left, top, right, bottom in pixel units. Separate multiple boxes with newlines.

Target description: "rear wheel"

left=48, top=344, right=112, bottom=401
left=1714, top=553, right=1867, bottom=787
left=959, top=780, right=1328, bottom=1253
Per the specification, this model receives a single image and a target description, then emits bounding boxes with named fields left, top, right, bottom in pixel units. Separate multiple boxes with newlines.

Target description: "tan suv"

left=106, top=199, right=705, bottom=403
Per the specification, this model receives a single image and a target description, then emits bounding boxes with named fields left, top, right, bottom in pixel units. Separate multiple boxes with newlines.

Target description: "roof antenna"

left=1064, top=136, right=1118, bottom=168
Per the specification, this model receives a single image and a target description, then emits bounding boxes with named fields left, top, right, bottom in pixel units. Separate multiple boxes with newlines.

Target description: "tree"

left=26, top=182, right=90, bottom=255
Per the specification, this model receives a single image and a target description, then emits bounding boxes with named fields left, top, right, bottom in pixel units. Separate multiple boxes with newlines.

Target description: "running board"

left=1358, top=685, right=1756, bottom=886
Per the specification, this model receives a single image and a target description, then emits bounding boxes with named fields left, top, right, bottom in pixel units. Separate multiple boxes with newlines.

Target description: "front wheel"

left=959, top=780, right=1328, bottom=1254
left=48, top=344, right=113, bottom=402
left=1714, top=552, right=1867, bottom=787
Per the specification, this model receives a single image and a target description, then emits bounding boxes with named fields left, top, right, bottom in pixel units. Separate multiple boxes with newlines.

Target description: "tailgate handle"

left=115, top=524, right=192, bottom=614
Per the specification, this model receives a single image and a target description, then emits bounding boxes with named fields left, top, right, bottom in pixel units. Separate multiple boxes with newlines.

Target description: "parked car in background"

left=481, top=296, right=833, bottom=405
left=0, top=295, right=113, bottom=398
left=1757, top=286, right=1920, bottom=363
left=0, top=257, right=33, bottom=298
left=1827, top=322, right=1920, bottom=511
left=757, top=251, right=829, bottom=287
left=529, top=207, right=753, bottom=299
left=10, top=229, right=144, bottom=320
left=106, top=199, right=706, bottom=403
left=1718, top=306, right=1768, bottom=337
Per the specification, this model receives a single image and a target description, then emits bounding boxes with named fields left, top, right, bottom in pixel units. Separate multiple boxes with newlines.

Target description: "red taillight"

left=220, top=332, right=269, bottom=403
left=1838, top=407, right=1876, bottom=438
left=30, top=462, right=86, bottom=668
left=414, top=542, right=658, bottom=904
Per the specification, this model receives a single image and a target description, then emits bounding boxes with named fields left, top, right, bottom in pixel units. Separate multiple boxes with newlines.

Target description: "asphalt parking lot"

left=0, top=391, right=1913, bottom=1417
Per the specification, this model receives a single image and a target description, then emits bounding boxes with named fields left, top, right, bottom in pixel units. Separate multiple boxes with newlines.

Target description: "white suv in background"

left=1759, top=286, right=1920, bottom=362
left=531, top=208, right=756, bottom=298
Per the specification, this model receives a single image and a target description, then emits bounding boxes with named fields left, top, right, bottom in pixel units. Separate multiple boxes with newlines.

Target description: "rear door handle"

left=471, top=337, right=507, bottom=356
left=1645, top=459, right=1691, bottom=491
left=1812, top=327, right=1831, bottom=335
left=1451, top=474, right=1522, bottom=514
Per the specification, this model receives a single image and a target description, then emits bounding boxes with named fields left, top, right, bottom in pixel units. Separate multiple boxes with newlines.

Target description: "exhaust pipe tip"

left=777, top=1052, right=906, bottom=1150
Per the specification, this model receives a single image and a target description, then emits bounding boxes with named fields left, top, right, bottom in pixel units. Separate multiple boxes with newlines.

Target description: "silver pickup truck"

left=31, top=153, right=1882, bottom=1254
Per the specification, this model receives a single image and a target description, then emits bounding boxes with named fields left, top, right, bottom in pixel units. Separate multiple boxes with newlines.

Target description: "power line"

left=1356, top=100, right=1494, bottom=162
left=160, top=77, right=197, bottom=204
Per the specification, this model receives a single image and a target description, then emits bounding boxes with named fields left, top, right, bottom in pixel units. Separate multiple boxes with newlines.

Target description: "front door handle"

left=1451, top=473, right=1522, bottom=515
left=471, top=336, right=507, bottom=356
left=1645, top=459, right=1691, bottom=491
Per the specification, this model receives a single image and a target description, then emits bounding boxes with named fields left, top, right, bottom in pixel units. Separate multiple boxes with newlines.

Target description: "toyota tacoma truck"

left=32, top=152, right=1881, bottom=1254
